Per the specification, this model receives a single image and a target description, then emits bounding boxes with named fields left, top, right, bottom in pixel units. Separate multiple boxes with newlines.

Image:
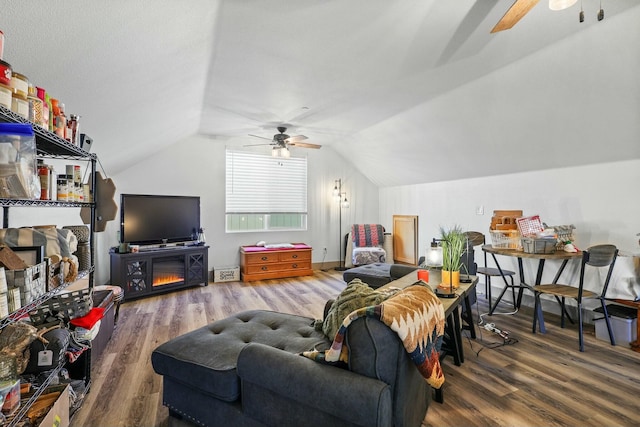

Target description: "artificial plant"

left=439, top=225, right=466, bottom=272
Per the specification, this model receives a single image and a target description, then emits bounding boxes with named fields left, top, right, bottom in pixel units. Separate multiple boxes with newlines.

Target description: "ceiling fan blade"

left=491, top=0, right=539, bottom=33
left=248, top=134, right=273, bottom=141
left=289, top=142, right=321, bottom=149
left=243, top=143, right=274, bottom=147
left=285, top=134, right=308, bottom=142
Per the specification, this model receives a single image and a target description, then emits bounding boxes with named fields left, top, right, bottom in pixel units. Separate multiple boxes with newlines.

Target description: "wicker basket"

left=544, top=224, right=576, bottom=245
left=62, top=225, right=90, bottom=243
left=489, top=230, right=521, bottom=249
left=47, top=259, right=64, bottom=291
left=29, top=288, right=92, bottom=325
left=76, top=241, right=91, bottom=272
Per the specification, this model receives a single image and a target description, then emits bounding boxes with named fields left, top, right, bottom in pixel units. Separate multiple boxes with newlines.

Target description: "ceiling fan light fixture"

left=549, top=0, right=578, bottom=11
left=271, top=146, right=290, bottom=158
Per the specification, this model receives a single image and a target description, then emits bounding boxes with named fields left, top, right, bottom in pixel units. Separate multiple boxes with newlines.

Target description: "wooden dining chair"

left=464, top=231, right=517, bottom=314
left=532, top=244, right=619, bottom=352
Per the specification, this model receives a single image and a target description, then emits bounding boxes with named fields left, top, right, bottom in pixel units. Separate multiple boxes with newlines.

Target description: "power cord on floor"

left=477, top=305, right=519, bottom=326
left=461, top=295, right=519, bottom=357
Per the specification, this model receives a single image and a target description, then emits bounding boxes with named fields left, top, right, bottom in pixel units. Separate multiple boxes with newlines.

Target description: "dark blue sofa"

left=151, top=277, right=436, bottom=427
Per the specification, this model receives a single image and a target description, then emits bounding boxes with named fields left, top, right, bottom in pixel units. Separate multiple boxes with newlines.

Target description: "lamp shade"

left=549, top=0, right=578, bottom=11
left=426, top=243, right=443, bottom=268
left=341, top=194, right=349, bottom=208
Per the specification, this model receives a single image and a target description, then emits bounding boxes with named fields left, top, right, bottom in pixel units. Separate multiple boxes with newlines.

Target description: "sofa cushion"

left=151, top=310, right=331, bottom=403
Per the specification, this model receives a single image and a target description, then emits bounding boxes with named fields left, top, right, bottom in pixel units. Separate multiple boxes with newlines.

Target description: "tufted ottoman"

left=343, top=263, right=420, bottom=289
left=152, top=310, right=331, bottom=426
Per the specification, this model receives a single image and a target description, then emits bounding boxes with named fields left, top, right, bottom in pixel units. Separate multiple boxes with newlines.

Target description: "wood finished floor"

left=71, top=270, right=640, bottom=427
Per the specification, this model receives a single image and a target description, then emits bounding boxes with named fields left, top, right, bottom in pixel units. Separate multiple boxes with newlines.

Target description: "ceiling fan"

left=491, top=0, right=577, bottom=33
left=247, top=126, right=321, bottom=157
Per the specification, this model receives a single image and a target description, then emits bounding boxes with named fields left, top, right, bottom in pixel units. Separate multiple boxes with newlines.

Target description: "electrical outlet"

left=476, top=205, right=484, bottom=215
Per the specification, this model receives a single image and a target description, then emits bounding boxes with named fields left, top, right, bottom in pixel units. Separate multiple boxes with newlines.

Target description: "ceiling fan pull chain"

left=597, top=0, right=604, bottom=21
left=579, top=0, right=584, bottom=22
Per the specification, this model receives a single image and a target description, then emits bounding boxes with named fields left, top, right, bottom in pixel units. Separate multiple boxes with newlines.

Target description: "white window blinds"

left=225, top=149, right=308, bottom=214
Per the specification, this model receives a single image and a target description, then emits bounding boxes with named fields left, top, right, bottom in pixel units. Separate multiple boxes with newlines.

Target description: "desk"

left=385, top=270, right=478, bottom=366
left=380, top=270, right=477, bottom=404
left=482, top=245, right=582, bottom=333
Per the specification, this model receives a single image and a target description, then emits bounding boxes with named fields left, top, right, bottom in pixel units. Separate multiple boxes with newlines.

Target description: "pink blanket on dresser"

left=242, top=243, right=311, bottom=252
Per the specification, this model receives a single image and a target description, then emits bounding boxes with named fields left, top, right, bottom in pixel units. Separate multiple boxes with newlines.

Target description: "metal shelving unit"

left=0, top=104, right=98, bottom=427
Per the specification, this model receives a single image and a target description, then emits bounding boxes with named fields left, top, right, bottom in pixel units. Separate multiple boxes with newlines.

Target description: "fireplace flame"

left=153, top=274, right=184, bottom=287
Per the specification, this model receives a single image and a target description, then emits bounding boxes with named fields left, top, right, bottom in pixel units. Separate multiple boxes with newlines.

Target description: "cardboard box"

left=37, top=384, right=70, bottom=427
left=594, top=305, right=637, bottom=347
left=213, top=266, right=240, bottom=283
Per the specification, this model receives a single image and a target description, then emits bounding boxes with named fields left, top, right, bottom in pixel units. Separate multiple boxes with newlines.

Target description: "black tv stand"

left=110, top=245, right=209, bottom=301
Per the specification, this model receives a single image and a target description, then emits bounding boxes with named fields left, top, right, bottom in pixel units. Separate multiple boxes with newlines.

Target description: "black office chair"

left=532, top=244, right=619, bottom=352
left=464, top=231, right=517, bottom=315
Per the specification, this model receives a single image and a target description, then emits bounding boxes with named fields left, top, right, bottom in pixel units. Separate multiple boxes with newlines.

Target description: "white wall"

left=96, top=135, right=379, bottom=284
left=379, top=159, right=640, bottom=309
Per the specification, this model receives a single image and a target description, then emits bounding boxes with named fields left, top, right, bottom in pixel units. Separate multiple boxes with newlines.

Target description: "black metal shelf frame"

left=0, top=104, right=99, bottom=425
left=0, top=105, right=95, bottom=159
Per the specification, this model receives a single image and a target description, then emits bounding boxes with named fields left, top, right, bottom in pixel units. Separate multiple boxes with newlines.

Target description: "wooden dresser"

left=240, top=243, right=313, bottom=281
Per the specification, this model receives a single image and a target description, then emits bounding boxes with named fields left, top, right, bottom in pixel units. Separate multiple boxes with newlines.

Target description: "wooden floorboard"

left=71, top=270, right=640, bottom=427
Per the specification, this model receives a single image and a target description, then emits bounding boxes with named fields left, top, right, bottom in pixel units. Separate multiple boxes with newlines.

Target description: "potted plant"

left=439, top=225, right=466, bottom=289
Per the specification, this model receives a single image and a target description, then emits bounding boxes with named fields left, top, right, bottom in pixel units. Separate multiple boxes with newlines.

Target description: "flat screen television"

left=120, top=194, right=200, bottom=245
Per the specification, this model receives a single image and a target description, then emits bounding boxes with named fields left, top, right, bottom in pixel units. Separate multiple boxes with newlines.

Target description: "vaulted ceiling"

left=2, top=0, right=638, bottom=187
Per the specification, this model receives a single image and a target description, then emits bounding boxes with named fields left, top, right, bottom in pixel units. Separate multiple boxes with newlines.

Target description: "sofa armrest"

left=237, top=343, right=392, bottom=427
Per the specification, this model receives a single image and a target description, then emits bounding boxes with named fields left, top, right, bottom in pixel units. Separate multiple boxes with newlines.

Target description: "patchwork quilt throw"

left=304, top=284, right=446, bottom=388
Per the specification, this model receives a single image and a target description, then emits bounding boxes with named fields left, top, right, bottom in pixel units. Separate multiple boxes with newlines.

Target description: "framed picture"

left=12, top=245, right=45, bottom=266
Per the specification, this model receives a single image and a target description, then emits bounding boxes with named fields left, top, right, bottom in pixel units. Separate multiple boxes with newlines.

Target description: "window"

left=225, top=149, right=307, bottom=232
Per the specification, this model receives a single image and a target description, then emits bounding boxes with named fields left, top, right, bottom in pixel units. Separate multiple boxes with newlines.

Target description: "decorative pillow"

left=321, top=279, right=400, bottom=339
left=352, top=247, right=386, bottom=266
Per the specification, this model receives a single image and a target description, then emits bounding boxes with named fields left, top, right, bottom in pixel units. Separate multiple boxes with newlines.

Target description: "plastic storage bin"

left=521, top=237, right=556, bottom=254
left=593, top=304, right=637, bottom=347
left=0, top=122, right=40, bottom=199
